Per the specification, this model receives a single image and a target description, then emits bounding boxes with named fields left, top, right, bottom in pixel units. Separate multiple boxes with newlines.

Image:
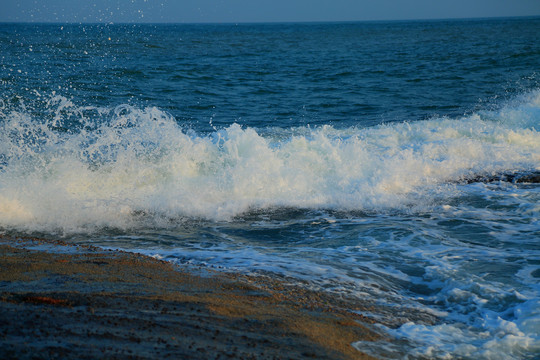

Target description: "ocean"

left=1, top=17, right=539, bottom=359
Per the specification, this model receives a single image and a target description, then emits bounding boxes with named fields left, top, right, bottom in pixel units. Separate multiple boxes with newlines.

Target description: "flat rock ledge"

left=0, top=236, right=409, bottom=360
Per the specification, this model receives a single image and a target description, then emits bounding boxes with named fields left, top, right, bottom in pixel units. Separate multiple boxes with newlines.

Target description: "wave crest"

left=1, top=92, right=539, bottom=232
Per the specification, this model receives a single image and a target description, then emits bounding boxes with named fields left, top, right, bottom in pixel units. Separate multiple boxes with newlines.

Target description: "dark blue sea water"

left=1, top=18, right=539, bottom=359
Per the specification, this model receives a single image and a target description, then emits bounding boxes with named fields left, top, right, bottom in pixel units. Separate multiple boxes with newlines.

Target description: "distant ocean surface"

left=1, top=18, right=539, bottom=359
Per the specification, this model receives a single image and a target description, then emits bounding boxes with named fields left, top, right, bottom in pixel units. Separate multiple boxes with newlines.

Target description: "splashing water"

left=0, top=91, right=539, bottom=234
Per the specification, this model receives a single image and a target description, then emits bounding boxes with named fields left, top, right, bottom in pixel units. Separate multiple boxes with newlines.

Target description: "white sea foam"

left=0, top=91, right=539, bottom=233
left=380, top=298, right=540, bottom=360
left=347, top=219, right=540, bottom=360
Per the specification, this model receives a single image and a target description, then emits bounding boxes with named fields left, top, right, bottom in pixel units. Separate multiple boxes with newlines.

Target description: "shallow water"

left=1, top=18, right=539, bottom=359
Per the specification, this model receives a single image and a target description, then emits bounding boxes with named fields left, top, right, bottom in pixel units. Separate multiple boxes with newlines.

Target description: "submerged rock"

left=514, top=172, right=540, bottom=183
left=464, top=171, right=540, bottom=184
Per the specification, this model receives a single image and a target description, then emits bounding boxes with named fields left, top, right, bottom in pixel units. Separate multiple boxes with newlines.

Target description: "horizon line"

left=0, top=14, right=539, bottom=26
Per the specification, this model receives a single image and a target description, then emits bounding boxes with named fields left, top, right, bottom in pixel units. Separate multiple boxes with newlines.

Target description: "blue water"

left=1, top=18, right=539, bottom=359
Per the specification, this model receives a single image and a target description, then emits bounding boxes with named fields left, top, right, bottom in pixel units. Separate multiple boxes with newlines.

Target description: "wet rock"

left=463, top=171, right=540, bottom=184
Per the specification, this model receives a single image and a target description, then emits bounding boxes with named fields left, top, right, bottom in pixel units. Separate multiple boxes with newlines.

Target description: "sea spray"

left=0, top=91, right=539, bottom=233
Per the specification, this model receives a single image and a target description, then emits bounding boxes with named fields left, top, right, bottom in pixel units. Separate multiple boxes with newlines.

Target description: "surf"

left=0, top=90, right=539, bottom=233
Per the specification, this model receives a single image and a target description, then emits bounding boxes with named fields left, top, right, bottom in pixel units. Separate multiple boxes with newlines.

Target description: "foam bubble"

left=385, top=298, right=540, bottom=359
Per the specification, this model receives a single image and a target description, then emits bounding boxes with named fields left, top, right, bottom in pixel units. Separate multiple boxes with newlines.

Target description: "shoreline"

left=0, top=236, right=388, bottom=359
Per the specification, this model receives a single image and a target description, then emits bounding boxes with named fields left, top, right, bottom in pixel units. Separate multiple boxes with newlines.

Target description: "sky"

left=2, top=0, right=540, bottom=24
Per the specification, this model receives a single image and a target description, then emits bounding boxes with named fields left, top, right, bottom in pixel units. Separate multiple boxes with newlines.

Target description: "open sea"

left=1, top=17, right=539, bottom=359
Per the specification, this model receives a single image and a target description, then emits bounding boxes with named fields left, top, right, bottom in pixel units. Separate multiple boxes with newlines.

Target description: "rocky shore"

left=0, top=236, right=387, bottom=360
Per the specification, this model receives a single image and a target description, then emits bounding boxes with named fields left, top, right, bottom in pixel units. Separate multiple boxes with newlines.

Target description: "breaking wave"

left=0, top=90, right=539, bottom=233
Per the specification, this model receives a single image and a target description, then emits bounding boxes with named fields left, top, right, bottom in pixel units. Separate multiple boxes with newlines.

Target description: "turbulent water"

left=1, top=18, right=540, bottom=359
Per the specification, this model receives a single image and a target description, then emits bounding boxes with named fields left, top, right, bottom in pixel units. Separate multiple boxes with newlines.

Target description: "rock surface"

left=0, top=237, right=386, bottom=360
